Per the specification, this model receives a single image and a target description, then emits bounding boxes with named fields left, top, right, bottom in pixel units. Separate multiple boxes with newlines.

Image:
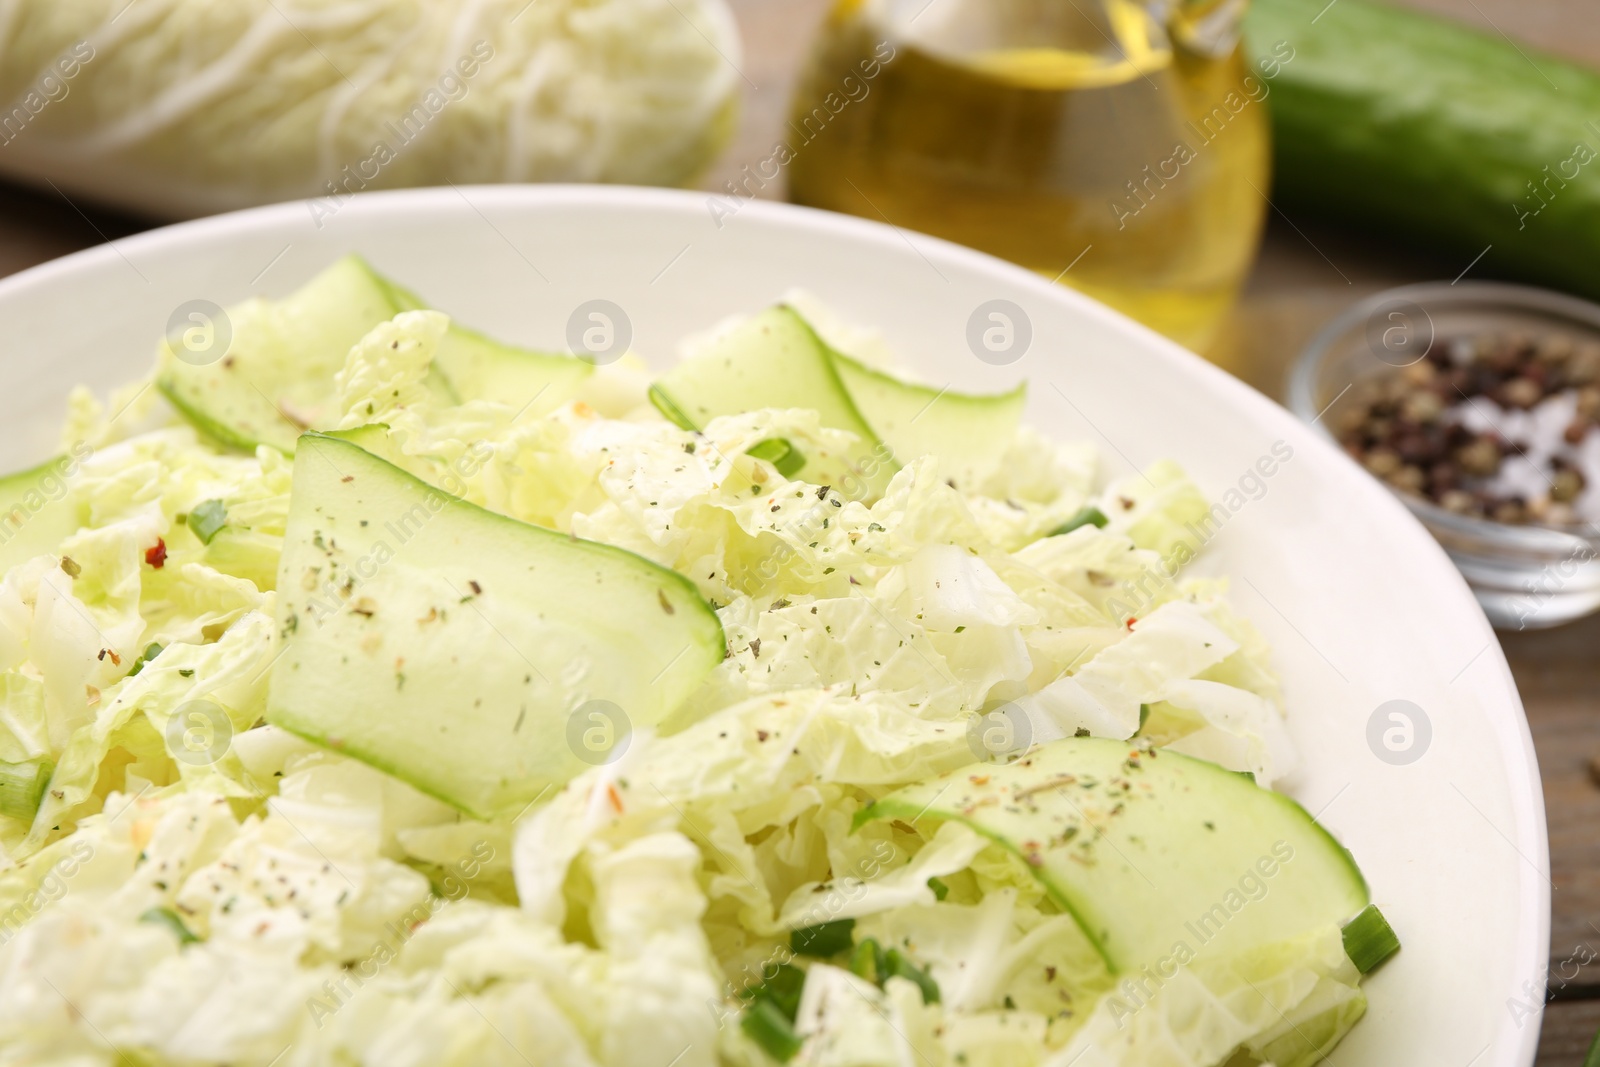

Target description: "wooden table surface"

left=1, top=0, right=1597, bottom=1061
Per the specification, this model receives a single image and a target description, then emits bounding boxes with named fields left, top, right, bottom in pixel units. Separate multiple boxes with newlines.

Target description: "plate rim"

left=0, top=183, right=1551, bottom=1064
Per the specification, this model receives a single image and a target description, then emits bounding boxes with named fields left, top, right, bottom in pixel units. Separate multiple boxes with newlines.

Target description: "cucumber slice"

left=378, top=275, right=594, bottom=416
left=0, top=454, right=84, bottom=576
left=428, top=324, right=594, bottom=419
left=157, top=256, right=591, bottom=453
left=266, top=433, right=724, bottom=819
left=651, top=306, right=896, bottom=495
left=651, top=305, right=1027, bottom=495
left=157, top=256, right=411, bottom=453
left=830, top=351, right=1026, bottom=489
left=1247, top=0, right=1600, bottom=299
left=857, top=737, right=1370, bottom=972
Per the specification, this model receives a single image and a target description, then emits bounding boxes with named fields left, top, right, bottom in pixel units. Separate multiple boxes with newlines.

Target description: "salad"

left=0, top=259, right=1395, bottom=1067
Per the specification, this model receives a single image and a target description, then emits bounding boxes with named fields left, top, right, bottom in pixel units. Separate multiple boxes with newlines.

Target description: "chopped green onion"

left=1049, top=506, right=1108, bottom=537
left=1137, top=703, right=1151, bottom=730
left=748, top=438, right=806, bottom=479
left=884, top=948, right=941, bottom=1004
left=127, top=643, right=164, bottom=678
left=188, top=499, right=229, bottom=545
left=791, top=917, right=855, bottom=958
left=0, top=759, right=52, bottom=821
left=740, top=962, right=805, bottom=1022
left=741, top=998, right=803, bottom=1062
left=850, top=937, right=887, bottom=985
left=1341, top=904, right=1400, bottom=974
left=139, top=906, right=200, bottom=945
left=927, top=876, right=949, bottom=901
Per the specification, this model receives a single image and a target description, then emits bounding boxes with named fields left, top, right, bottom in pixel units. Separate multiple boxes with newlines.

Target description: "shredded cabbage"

left=0, top=295, right=1348, bottom=1067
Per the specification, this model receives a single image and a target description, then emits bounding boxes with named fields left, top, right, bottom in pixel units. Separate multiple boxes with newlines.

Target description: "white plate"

left=0, top=186, right=1548, bottom=1066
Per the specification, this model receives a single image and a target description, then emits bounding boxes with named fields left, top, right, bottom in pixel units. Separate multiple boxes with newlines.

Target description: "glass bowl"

left=1288, top=281, right=1600, bottom=630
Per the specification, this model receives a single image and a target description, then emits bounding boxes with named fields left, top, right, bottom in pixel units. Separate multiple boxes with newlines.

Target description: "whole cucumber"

left=1245, top=0, right=1600, bottom=298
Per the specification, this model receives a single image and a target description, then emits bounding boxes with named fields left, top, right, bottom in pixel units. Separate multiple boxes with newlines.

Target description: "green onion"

left=850, top=937, right=887, bottom=985
left=126, top=643, right=164, bottom=678
left=1585, top=1022, right=1600, bottom=1067
left=1341, top=904, right=1400, bottom=974
left=740, top=962, right=806, bottom=1022
left=790, top=917, right=855, bottom=958
left=927, top=876, right=949, bottom=901
left=748, top=438, right=806, bottom=479
left=0, top=759, right=52, bottom=821
left=1048, top=506, right=1108, bottom=537
left=741, top=998, right=803, bottom=1062
left=885, top=948, right=941, bottom=1004
left=1137, top=703, right=1151, bottom=730
left=188, top=499, right=228, bottom=545
left=139, top=906, right=200, bottom=945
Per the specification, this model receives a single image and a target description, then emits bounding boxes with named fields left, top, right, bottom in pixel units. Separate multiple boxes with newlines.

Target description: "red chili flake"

left=1125, top=616, right=1138, bottom=631
left=145, top=539, right=167, bottom=569
left=606, top=782, right=624, bottom=813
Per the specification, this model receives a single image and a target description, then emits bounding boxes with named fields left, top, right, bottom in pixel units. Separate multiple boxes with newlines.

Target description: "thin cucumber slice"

left=0, top=454, right=85, bottom=576
left=157, top=256, right=412, bottom=453
left=651, top=306, right=896, bottom=495
left=829, top=350, right=1026, bottom=489
left=429, top=324, right=594, bottom=419
left=266, top=433, right=724, bottom=820
left=372, top=272, right=593, bottom=416
left=857, top=737, right=1370, bottom=973
left=157, top=256, right=591, bottom=453
left=651, top=304, right=1026, bottom=495
left=1341, top=904, right=1400, bottom=974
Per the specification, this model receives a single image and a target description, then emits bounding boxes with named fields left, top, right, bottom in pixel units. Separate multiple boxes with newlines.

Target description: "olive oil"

left=786, top=0, right=1271, bottom=352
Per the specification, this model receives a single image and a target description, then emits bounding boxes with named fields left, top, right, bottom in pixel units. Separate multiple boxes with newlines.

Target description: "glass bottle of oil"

left=785, top=0, right=1271, bottom=354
